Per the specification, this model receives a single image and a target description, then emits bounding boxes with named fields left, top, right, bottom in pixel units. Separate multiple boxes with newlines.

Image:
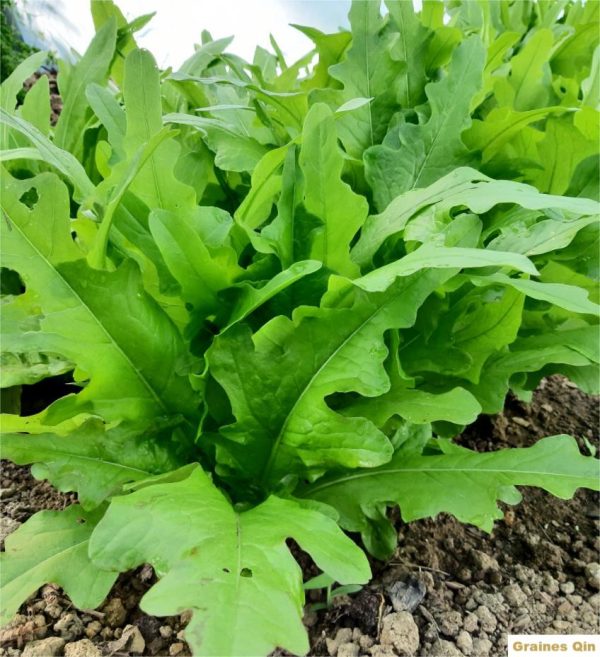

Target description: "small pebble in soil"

left=0, top=615, right=45, bottom=644
left=472, top=637, right=493, bottom=656
left=503, top=583, right=528, bottom=608
left=580, top=605, right=598, bottom=626
left=456, top=630, right=473, bottom=655
left=387, top=577, right=427, bottom=613
left=63, top=639, right=101, bottom=657
left=380, top=612, right=419, bottom=655
left=337, top=642, right=359, bottom=657
left=139, top=563, right=154, bottom=582
left=585, top=562, right=600, bottom=590
left=462, top=613, right=478, bottom=633
left=553, top=619, right=571, bottom=630
left=438, top=610, right=462, bottom=637
left=108, top=624, right=145, bottom=654
left=179, top=610, right=193, bottom=624
left=474, top=606, right=497, bottom=633
left=169, top=643, right=185, bottom=656
left=513, top=614, right=532, bottom=630
left=589, top=593, right=600, bottom=610
left=470, top=551, right=500, bottom=574
left=431, top=638, right=462, bottom=657
left=102, top=597, right=127, bottom=628
left=369, top=646, right=395, bottom=657
left=99, top=627, right=113, bottom=640
left=543, top=573, right=560, bottom=595
left=22, top=637, right=65, bottom=657
left=326, top=628, right=353, bottom=656
left=513, top=565, right=531, bottom=583
left=560, top=581, right=575, bottom=595
left=84, top=621, right=102, bottom=639
left=53, top=613, right=83, bottom=641
left=40, top=585, right=60, bottom=601
left=359, top=634, right=374, bottom=650
left=557, top=600, right=576, bottom=621
left=44, top=603, right=63, bottom=620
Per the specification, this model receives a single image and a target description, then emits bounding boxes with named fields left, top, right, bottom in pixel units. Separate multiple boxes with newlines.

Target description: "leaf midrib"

left=133, top=53, right=166, bottom=210
left=412, top=51, right=477, bottom=189
left=454, top=291, right=521, bottom=345
left=260, top=275, right=427, bottom=485
left=307, top=463, right=595, bottom=496
left=8, top=443, right=152, bottom=476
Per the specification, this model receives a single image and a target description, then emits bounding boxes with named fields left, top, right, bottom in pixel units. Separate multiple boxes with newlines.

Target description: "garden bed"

left=1, top=375, right=598, bottom=657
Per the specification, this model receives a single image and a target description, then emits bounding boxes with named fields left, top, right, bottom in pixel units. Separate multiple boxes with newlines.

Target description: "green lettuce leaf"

left=1, top=419, right=183, bottom=509
left=298, top=103, right=368, bottom=276
left=53, top=19, right=117, bottom=157
left=208, top=270, right=453, bottom=488
left=305, top=435, right=600, bottom=557
left=0, top=351, right=73, bottom=388
left=89, top=465, right=370, bottom=657
left=0, top=506, right=117, bottom=624
left=327, top=0, right=402, bottom=158
left=1, top=172, right=198, bottom=422
left=121, top=49, right=197, bottom=211
left=364, top=37, right=486, bottom=210
left=0, top=109, right=94, bottom=201
left=353, top=168, right=599, bottom=267
left=468, top=326, right=599, bottom=412
left=341, top=385, right=482, bottom=427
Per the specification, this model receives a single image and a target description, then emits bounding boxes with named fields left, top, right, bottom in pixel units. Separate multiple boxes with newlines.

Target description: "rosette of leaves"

left=1, top=1, right=599, bottom=655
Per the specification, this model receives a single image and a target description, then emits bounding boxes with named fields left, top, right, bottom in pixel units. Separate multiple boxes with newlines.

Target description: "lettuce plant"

left=1, top=1, right=599, bottom=655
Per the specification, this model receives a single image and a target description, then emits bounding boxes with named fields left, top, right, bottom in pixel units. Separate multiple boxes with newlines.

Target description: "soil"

left=22, top=69, right=61, bottom=126
left=1, top=375, right=599, bottom=657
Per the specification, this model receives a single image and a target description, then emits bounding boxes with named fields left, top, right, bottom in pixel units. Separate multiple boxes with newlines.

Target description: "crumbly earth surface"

left=1, top=376, right=598, bottom=657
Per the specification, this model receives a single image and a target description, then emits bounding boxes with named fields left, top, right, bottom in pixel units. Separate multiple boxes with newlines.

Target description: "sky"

left=15, top=0, right=423, bottom=68
left=15, top=0, right=351, bottom=67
